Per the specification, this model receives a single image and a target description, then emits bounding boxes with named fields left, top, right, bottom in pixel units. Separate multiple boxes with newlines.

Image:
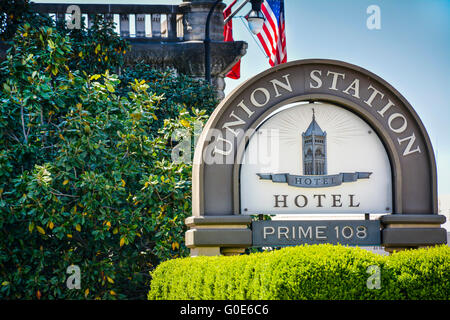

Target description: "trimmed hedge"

left=148, top=244, right=450, bottom=300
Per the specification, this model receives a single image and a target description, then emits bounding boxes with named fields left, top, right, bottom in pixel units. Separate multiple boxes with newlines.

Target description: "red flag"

left=223, top=0, right=241, bottom=79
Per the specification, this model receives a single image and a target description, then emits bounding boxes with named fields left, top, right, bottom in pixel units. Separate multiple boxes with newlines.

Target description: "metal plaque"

left=252, top=220, right=381, bottom=247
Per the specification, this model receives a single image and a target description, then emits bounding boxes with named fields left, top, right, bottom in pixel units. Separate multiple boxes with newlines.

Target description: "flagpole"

left=204, top=0, right=222, bottom=84
left=239, top=16, right=269, bottom=59
left=224, top=0, right=250, bottom=25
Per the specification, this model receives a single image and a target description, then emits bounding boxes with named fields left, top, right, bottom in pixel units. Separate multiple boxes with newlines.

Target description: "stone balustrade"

left=2, top=1, right=248, bottom=99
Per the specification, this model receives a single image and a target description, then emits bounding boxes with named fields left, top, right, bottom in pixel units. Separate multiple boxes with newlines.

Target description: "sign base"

left=381, top=214, right=447, bottom=253
left=185, top=215, right=447, bottom=256
left=185, top=216, right=252, bottom=256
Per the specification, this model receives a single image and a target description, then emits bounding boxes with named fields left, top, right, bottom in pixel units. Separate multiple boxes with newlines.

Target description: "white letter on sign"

left=327, top=71, right=345, bottom=91
left=315, top=226, right=327, bottom=240
left=398, top=132, right=421, bottom=156
left=270, top=74, right=292, bottom=97
left=263, top=227, right=275, bottom=239
left=309, top=70, right=322, bottom=89
left=222, top=111, right=246, bottom=137
left=250, top=87, right=271, bottom=107
left=343, top=78, right=360, bottom=98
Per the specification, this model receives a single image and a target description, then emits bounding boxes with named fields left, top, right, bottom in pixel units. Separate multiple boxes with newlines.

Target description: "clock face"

left=240, top=102, right=393, bottom=215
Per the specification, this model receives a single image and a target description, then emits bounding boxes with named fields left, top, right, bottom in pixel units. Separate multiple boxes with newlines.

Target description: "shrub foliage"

left=0, top=12, right=216, bottom=299
left=148, top=245, right=450, bottom=300
left=0, top=0, right=33, bottom=41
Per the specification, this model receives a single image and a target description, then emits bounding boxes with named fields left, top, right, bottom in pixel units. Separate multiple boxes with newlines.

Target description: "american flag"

left=256, top=0, right=287, bottom=67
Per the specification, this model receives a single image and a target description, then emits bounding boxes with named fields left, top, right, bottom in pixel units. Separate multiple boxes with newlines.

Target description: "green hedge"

left=148, top=244, right=450, bottom=300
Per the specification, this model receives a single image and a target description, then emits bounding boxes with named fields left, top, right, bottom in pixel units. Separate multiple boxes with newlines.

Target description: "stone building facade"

left=0, top=0, right=248, bottom=100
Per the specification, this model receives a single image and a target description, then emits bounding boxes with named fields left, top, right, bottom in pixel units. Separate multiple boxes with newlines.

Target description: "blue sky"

left=36, top=0, right=450, bottom=196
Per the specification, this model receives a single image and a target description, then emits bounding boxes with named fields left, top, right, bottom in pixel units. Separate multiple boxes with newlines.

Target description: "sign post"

left=185, top=59, right=447, bottom=256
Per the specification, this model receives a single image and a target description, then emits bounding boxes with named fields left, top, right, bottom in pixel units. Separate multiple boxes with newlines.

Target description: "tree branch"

left=20, top=104, right=28, bottom=144
left=6, top=131, right=20, bottom=143
left=49, top=188, right=79, bottom=198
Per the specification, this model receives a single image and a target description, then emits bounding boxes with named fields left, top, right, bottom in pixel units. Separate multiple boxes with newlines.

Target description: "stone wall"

left=0, top=1, right=248, bottom=100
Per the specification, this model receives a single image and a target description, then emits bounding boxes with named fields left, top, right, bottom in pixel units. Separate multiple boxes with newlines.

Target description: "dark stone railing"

left=31, top=3, right=184, bottom=41
left=3, top=1, right=248, bottom=99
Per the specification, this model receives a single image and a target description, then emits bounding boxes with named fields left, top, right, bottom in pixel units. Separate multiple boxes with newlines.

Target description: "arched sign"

left=185, top=59, right=446, bottom=256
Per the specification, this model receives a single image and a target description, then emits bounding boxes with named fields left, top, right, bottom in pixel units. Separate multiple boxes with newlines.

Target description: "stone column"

left=185, top=216, right=252, bottom=257
left=381, top=214, right=447, bottom=254
left=181, top=0, right=225, bottom=42
left=212, top=75, right=226, bottom=100
left=180, top=1, right=242, bottom=100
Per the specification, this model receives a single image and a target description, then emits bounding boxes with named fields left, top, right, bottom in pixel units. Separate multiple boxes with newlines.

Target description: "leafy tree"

left=60, top=14, right=129, bottom=75
left=0, top=12, right=216, bottom=299
left=0, top=0, right=32, bottom=41
left=119, top=64, right=217, bottom=132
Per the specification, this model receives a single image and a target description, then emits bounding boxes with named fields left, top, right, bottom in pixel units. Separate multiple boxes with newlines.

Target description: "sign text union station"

left=212, top=68, right=421, bottom=160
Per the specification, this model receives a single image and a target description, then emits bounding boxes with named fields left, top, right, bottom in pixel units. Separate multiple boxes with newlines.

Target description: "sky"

left=35, top=0, right=450, bottom=197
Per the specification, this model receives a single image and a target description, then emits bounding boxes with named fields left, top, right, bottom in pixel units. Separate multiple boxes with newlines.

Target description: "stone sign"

left=185, top=59, right=447, bottom=256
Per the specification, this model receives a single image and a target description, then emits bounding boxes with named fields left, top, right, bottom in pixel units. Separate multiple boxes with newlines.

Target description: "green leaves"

left=149, top=245, right=450, bottom=300
left=89, top=74, right=101, bottom=81
left=65, top=14, right=129, bottom=76
left=3, top=83, right=11, bottom=93
left=47, top=38, right=56, bottom=51
left=0, top=0, right=34, bottom=41
left=0, top=13, right=215, bottom=300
